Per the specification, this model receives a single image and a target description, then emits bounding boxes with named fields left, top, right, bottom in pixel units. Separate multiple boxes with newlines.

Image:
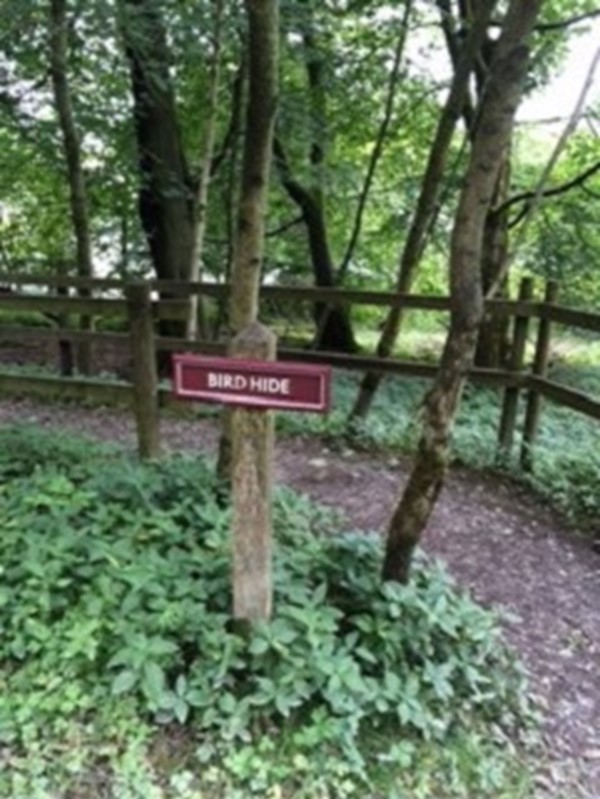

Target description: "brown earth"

left=0, top=397, right=598, bottom=799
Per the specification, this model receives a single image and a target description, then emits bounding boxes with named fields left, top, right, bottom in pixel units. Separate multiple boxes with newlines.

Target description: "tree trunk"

left=273, top=3, right=357, bottom=354
left=187, top=0, right=225, bottom=340
left=274, top=140, right=357, bottom=353
left=349, top=0, right=497, bottom=422
left=49, top=0, right=94, bottom=374
left=382, top=0, right=542, bottom=584
left=122, top=0, right=195, bottom=339
left=217, top=0, right=279, bottom=479
left=475, top=150, right=512, bottom=367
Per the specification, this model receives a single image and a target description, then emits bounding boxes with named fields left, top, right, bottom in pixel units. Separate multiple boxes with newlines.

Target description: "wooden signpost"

left=173, top=322, right=331, bottom=623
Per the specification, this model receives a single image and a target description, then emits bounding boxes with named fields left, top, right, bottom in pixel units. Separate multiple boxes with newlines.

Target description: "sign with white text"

left=173, top=355, right=331, bottom=413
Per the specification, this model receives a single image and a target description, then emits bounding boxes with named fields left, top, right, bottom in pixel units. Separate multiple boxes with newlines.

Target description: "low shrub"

left=0, top=427, right=536, bottom=798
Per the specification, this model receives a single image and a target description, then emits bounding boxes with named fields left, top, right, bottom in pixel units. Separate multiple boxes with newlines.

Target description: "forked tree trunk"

left=382, top=0, right=543, bottom=584
left=349, top=0, right=497, bottom=422
left=274, top=138, right=357, bottom=353
left=122, top=0, right=195, bottom=347
left=274, top=2, right=357, bottom=354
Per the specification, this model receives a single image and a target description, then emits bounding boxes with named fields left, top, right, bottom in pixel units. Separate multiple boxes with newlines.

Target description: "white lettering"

left=248, top=376, right=291, bottom=395
left=207, top=372, right=247, bottom=390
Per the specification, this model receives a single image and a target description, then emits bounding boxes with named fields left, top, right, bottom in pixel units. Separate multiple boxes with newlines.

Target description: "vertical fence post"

left=231, top=322, right=277, bottom=623
left=497, top=277, right=534, bottom=459
left=56, top=282, right=74, bottom=377
left=520, top=280, right=559, bottom=470
left=126, top=282, right=160, bottom=459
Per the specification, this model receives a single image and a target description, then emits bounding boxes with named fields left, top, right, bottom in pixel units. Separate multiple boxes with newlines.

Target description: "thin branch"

left=488, top=8, right=600, bottom=33
left=266, top=215, right=303, bottom=237
left=582, top=184, right=600, bottom=200
left=273, top=137, right=313, bottom=212
left=498, top=159, right=600, bottom=221
left=210, top=55, right=246, bottom=178
left=337, top=0, right=412, bottom=282
left=487, top=44, right=600, bottom=297
left=535, top=8, right=600, bottom=33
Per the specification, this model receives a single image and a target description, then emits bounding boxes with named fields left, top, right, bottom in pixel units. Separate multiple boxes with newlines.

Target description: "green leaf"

left=248, top=636, right=269, bottom=656
left=142, top=662, right=166, bottom=703
left=111, top=669, right=138, bottom=696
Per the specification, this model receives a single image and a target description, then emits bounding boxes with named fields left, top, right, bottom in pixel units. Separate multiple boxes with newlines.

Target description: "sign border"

left=172, top=354, right=331, bottom=413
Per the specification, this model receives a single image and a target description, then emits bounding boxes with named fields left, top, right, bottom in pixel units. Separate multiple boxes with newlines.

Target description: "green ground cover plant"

left=0, top=426, right=536, bottom=798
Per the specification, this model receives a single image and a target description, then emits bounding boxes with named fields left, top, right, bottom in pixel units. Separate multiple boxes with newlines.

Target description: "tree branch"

left=487, top=45, right=600, bottom=295
left=498, top=159, right=600, bottom=221
left=337, top=0, right=412, bottom=282
left=273, top=137, right=315, bottom=214
left=536, top=8, right=600, bottom=33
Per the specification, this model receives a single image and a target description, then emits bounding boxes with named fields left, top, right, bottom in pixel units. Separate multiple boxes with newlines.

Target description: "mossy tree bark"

left=217, top=0, right=279, bottom=480
left=382, top=0, right=543, bottom=584
left=475, top=151, right=512, bottom=368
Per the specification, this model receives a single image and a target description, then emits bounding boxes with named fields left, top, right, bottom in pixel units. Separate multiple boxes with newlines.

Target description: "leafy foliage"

left=0, top=426, right=535, bottom=798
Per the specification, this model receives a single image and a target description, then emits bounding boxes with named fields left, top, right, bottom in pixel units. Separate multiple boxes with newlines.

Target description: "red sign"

left=173, top=355, right=331, bottom=413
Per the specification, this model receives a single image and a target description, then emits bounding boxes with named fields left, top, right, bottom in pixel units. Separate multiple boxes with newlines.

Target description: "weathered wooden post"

left=230, top=322, right=276, bottom=622
left=172, top=346, right=330, bottom=623
left=126, top=282, right=160, bottom=460
left=520, top=280, right=559, bottom=470
left=497, top=277, right=534, bottom=459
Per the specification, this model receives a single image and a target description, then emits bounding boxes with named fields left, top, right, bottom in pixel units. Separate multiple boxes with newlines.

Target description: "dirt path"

left=0, top=398, right=598, bottom=799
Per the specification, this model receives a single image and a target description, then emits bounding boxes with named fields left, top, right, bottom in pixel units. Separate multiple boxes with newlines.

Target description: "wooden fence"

left=0, top=274, right=598, bottom=463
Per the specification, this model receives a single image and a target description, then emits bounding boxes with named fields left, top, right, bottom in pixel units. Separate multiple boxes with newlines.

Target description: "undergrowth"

left=0, top=426, right=536, bottom=799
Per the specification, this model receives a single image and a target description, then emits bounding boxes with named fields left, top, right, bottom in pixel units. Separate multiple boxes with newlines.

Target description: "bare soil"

left=0, top=397, right=598, bottom=799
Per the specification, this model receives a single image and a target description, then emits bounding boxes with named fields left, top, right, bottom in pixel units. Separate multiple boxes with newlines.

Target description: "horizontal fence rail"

left=0, top=276, right=598, bottom=462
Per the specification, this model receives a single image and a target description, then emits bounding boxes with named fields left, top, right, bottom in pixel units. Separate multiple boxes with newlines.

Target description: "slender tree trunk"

left=228, top=0, right=279, bottom=333
left=349, top=0, right=497, bottom=422
left=217, top=0, right=279, bottom=479
left=382, top=0, right=542, bottom=584
left=187, top=0, right=225, bottom=340
left=122, top=0, right=195, bottom=342
left=49, top=0, right=94, bottom=374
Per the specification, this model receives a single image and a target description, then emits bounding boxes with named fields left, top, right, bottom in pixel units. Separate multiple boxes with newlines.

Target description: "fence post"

left=231, top=322, right=277, bottom=623
left=126, top=282, right=160, bottom=459
left=520, top=280, right=559, bottom=470
left=56, top=282, right=74, bottom=377
left=497, top=277, right=534, bottom=459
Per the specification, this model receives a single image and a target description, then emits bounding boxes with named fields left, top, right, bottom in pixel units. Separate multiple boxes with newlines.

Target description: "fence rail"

left=0, top=276, right=598, bottom=461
